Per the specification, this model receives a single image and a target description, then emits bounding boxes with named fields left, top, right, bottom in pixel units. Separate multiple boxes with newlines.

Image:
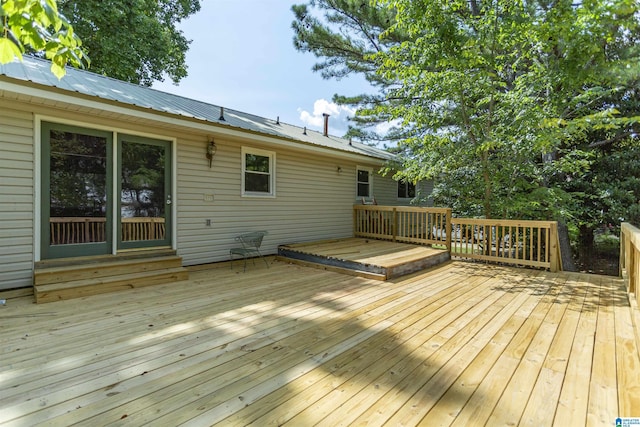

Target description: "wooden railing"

left=620, top=222, right=640, bottom=303
left=121, top=217, right=166, bottom=241
left=354, top=205, right=452, bottom=249
left=353, top=205, right=561, bottom=271
left=50, top=217, right=165, bottom=245
left=450, top=218, right=560, bottom=272
left=50, top=217, right=107, bottom=245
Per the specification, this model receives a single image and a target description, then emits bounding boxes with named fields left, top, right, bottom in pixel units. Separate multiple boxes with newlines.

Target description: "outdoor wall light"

left=206, top=139, right=217, bottom=168
left=337, top=166, right=342, bottom=174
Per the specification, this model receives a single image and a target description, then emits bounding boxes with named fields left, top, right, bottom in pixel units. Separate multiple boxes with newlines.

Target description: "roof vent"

left=322, top=113, right=330, bottom=137
left=303, top=126, right=307, bottom=135
left=276, top=116, right=280, bottom=125
left=219, top=107, right=225, bottom=121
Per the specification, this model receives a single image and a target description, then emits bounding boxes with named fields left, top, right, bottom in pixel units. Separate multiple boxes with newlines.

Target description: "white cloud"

left=298, top=99, right=356, bottom=136
left=373, top=118, right=403, bottom=136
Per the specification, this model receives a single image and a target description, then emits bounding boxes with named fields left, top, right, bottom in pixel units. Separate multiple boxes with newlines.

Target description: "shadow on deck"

left=1, top=260, right=638, bottom=425
left=277, top=237, right=450, bottom=280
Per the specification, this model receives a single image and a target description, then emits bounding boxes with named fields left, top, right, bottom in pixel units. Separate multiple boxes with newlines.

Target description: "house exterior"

left=0, top=56, right=432, bottom=291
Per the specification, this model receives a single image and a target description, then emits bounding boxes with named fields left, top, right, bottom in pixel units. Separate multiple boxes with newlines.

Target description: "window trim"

left=242, top=146, right=276, bottom=198
left=356, top=166, right=373, bottom=199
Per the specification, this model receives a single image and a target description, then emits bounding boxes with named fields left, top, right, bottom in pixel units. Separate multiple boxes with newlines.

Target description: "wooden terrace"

left=2, top=258, right=639, bottom=425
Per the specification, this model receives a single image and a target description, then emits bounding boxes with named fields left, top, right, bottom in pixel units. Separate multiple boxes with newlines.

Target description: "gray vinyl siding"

left=0, top=105, right=33, bottom=290
left=372, top=172, right=399, bottom=206
left=176, top=136, right=368, bottom=265
left=370, top=173, right=434, bottom=207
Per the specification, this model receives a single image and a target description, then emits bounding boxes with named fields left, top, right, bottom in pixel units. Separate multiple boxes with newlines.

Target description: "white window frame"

left=242, top=146, right=276, bottom=197
left=356, top=166, right=373, bottom=199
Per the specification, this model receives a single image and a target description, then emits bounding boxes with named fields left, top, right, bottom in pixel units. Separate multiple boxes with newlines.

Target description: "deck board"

left=0, top=259, right=638, bottom=426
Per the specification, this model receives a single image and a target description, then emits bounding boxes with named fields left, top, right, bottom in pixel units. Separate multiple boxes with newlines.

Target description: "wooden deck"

left=1, top=260, right=639, bottom=426
left=278, top=238, right=450, bottom=279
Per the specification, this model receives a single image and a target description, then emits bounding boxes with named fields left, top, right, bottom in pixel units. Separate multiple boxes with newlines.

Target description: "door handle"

left=167, top=195, right=172, bottom=205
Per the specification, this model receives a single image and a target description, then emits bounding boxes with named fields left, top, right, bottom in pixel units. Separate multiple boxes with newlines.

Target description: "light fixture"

left=206, top=139, right=217, bottom=168
left=337, top=166, right=342, bottom=174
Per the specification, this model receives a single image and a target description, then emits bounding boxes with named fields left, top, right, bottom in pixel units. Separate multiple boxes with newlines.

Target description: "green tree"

left=372, top=0, right=639, bottom=217
left=0, top=0, right=88, bottom=78
left=292, top=0, right=412, bottom=142
left=560, top=142, right=640, bottom=260
left=58, top=0, right=200, bottom=85
left=293, top=0, right=640, bottom=268
left=379, top=0, right=640, bottom=270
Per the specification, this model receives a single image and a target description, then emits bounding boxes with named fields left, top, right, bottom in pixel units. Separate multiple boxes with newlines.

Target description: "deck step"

left=33, top=252, right=189, bottom=303
left=34, top=248, right=177, bottom=269
left=34, top=267, right=189, bottom=303
left=34, top=255, right=184, bottom=286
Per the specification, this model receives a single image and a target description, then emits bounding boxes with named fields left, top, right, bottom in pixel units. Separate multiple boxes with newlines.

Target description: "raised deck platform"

left=277, top=237, right=450, bottom=280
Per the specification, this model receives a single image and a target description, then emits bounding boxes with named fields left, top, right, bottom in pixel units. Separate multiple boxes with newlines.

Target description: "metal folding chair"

left=230, top=231, right=269, bottom=271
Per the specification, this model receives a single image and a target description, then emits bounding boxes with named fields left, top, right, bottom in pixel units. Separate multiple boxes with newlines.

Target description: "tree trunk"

left=578, top=225, right=595, bottom=262
left=482, top=151, right=492, bottom=219
left=557, top=220, right=577, bottom=272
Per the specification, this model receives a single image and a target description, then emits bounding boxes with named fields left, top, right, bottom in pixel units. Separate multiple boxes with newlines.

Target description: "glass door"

left=41, top=123, right=113, bottom=259
left=117, top=135, right=172, bottom=250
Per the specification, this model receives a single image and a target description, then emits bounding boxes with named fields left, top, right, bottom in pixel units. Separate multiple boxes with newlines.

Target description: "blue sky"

left=152, top=0, right=372, bottom=137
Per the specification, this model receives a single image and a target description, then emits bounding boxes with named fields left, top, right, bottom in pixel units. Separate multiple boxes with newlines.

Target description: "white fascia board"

left=0, top=80, right=389, bottom=166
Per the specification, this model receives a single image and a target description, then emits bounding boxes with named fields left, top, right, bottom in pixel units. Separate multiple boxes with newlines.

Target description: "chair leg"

left=231, top=251, right=267, bottom=272
left=256, top=250, right=269, bottom=268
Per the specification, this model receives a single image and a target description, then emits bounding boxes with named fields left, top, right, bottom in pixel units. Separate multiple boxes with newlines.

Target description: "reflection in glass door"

left=118, top=135, right=172, bottom=249
left=41, top=123, right=112, bottom=259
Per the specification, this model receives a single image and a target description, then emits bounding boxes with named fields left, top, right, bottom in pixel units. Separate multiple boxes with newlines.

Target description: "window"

left=398, top=180, right=416, bottom=199
left=242, top=147, right=275, bottom=196
left=356, top=167, right=372, bottom=198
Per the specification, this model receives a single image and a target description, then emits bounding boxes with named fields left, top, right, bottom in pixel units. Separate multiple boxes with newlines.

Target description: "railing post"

left=549, top=222, right=559, bottom=272
left=392, top=208, right=397, bottom=242
left=353, top=206, right=357, bottom=237
left=445, top=209, right=452, bottom=252
left=84, top=218, right=90, bottom=245
left=622, top=224, right=635, bottom=295
left=629, top=244, right=636, bottom=296
left=620, top=224, right=626, bottom=278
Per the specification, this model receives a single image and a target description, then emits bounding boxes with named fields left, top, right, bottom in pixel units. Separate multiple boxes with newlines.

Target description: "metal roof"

left=0, top=56, right=395, bottom=161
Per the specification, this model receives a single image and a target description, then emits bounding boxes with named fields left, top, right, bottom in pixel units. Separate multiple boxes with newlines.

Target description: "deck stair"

left=33, top=249, right=188, bottom=303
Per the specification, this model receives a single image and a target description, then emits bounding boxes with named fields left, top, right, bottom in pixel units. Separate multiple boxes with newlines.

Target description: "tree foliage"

left=293, top=0, right=640, bottom=265
left=0, top=0, right=88, bottom=78
left=58, top=0, right=200, bottom=85
left=292, top=0, right=413, bottom=141
left=372, top=0, right=640, bottom=218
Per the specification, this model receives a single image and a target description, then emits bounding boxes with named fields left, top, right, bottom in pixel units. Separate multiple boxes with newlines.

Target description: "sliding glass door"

left=118, top=135, right=172, bottom=249
left=41, top=123, right=172, bottom=259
